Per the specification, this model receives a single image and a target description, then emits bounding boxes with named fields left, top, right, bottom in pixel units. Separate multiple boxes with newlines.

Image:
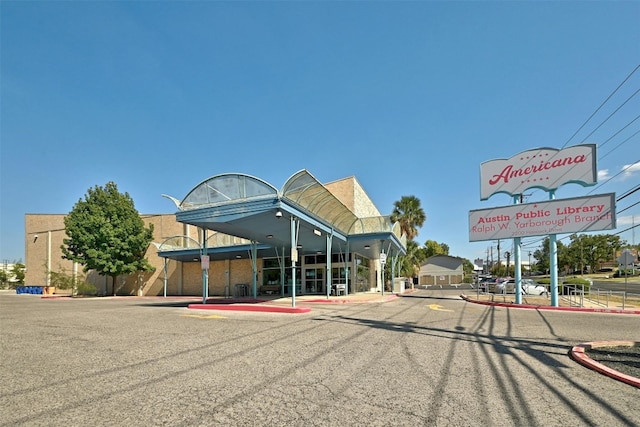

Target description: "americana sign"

left=480, top=144, right=597, bottom=200
left=469, top=193, right=615, bottom=242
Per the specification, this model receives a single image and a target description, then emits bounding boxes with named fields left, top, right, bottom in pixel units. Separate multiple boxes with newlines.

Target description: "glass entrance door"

left=304, top=267, right=324, bottom=294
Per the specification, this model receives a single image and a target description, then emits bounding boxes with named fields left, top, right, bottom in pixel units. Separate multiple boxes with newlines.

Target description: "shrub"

left=47, top=265, right=96, bottom=296
left=561, top=277, right=591, bottom=295
left=535, top=277, right=591, bottom=295
left=613, top=268, right=639, bottom=278
left=76, top=282, right=97, bottom=296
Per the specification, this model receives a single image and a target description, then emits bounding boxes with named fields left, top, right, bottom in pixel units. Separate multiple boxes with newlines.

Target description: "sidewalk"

left=187, top=291, right=399, bottom=313
left=461, top=293, right=640, bottom=315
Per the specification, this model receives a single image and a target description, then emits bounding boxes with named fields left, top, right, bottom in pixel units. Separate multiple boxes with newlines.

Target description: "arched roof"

left=282, top=170, right=359, bottom=235
left=176, top=170, right=399, bottom=237
left=180, top=173, right=278, bottom=210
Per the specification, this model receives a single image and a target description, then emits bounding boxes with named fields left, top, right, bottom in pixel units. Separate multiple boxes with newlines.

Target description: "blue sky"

left=1, top=1, right=639, bottom=265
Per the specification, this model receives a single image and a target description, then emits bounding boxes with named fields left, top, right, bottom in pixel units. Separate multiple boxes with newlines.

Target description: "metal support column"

left=201, top=229, right=208, bottom=304
left=251, top=241, right=258, bottom=298
left=163, top=257, right=168, bottom=298
left=549, top=190, right=559, bottom=307
left=326, top=232, right=332, bottom=299
left=345, top=241, right=350, bottom=296
left=513, top=195, right=523, bottom=304
left=290, top=216, right=298, bottom=308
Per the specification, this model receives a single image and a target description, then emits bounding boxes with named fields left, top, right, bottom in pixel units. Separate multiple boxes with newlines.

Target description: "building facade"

left=24, top=170, right=407, bottom=297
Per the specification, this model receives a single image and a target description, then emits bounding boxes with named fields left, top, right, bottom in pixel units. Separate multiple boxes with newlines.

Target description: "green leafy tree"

left=11, top=263, right=25, bottom=285
left=462, top=258, right=475, bottom=278
left=62, top=182, right=155, bottom=296
left=533, top=237, right=568, bottom=274
left=568, top=233, right=624, bottom=273
left=423, top=240, right=449, bottom=258
left=397, top=239, right=426, bottom=279
left=390, top=195, right=426, bottom=241
left=0, top=269, right=8, bottom=289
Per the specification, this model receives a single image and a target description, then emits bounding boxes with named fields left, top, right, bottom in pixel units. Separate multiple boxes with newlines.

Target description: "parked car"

left=477, top=276, right=493, bottom=292
left=485, top=277, right=510, bottom=293
left=495, top=279, right=548, bottom=295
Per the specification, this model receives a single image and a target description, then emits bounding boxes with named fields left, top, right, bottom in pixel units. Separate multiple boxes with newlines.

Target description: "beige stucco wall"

left=325, top=176, right=382, bottom=218
left=25, top=214, right=71, bottom=286
left=24, top=213, right=263, bottom=297
left=23, top=175, right=385, bottom=296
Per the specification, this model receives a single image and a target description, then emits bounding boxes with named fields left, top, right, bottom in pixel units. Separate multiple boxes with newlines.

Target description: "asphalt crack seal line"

left=570, top=341, right=640, bottom=388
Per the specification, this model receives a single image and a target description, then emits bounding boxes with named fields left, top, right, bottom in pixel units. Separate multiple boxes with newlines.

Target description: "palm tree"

left=390, top=195, right=426, bottom=240
left=400, top=240, right=426, bottom=279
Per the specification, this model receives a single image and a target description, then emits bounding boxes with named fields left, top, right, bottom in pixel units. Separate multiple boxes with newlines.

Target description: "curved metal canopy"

left=160, top=170, right=406, bottom=261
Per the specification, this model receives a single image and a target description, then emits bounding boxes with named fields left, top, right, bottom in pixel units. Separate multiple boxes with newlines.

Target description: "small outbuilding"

left=418, top=255, right=464, bottom=286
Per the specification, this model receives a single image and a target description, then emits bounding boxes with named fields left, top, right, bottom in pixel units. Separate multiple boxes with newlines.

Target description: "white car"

left=495, top=279, right=548, bottom=295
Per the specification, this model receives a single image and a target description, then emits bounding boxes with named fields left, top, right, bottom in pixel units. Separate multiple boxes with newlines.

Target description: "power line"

left=598, top=113, right=640, bottom=150
left=575, top=87, right=640, bottom=146
left=587, top=159, right=640, bottom=195
left=617, top=184, right=640, bottom=202
left=599, top=128, right=640, bottom=160
left=561, top=63, right=640, bottom=149
left=612, top=222, right=640, bottom=238
left=617, top=200, right=640, bottom=215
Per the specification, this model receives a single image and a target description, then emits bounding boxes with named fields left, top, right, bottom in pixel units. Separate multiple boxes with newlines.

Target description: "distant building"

left=0, top=261, right=20, bottom=284
left=418, top=255, right=464, bottom=286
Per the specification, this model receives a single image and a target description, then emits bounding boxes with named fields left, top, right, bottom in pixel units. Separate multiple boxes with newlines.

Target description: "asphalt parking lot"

left=1, top=289, right=639, bottom=426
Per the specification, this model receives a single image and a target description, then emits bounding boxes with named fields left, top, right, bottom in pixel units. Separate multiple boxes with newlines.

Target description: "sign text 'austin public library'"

left=469, top=193, right=616, bottom=242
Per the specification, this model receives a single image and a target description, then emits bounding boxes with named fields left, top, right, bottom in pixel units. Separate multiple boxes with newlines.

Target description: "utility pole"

left=504, top=251, right=511, bottom=277
left=486, top=248, right=490, bottom=274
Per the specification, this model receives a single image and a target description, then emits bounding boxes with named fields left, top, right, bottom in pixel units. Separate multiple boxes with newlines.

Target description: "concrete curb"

left=570, top=341, right=640, bottom=388
left=460, top=294, right=640, bottom=315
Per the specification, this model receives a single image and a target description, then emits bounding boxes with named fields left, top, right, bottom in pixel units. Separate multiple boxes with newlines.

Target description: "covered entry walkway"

left=158, top=170, right=406, bottom=306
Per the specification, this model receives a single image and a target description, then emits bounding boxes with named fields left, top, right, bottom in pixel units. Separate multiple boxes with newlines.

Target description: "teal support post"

left=514, top=237, right=522, bottom=304
left=381, top=240, right=386, bottom=297
left=290, top=216, right=298, bottom=308
left=326, top=233, right=332, bottom=299
left=549, top=190, right=559, bottom=307
left=345, top=241, right=350, bottom=296
left=201, top=229, right=208, bottom=304
left=279, top=247, right=285, bottom=298
left=163, top=258, right=168, bottom=298
left=513, top=195, right=522, bottom=304
left=251, top=241, right=258, bottom=298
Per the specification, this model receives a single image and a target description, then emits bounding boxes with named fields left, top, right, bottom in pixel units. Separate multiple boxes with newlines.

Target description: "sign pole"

left=548, top=191, right=559, bottom=306
left=380, top=249, right=387, bottom=297
left=513, top=194, right=522, bottom=304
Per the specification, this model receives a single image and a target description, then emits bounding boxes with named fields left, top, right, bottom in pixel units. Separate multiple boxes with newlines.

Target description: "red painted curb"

left=303, top=294, right=399, bottom=304
left=570, top=341, right=640, bottom=388
left=187, top=303, right=311, bottom=314
left=460, top=294, right=640, bottom=315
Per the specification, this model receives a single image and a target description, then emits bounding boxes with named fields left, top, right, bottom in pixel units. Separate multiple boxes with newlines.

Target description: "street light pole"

left=528, top=252, right=532, bottom=276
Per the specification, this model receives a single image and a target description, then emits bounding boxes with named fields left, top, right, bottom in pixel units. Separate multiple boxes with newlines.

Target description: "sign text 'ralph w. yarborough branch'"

left=480, top=144, right=597, bottom=200
left=468, top=193, right=616, bottom=242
